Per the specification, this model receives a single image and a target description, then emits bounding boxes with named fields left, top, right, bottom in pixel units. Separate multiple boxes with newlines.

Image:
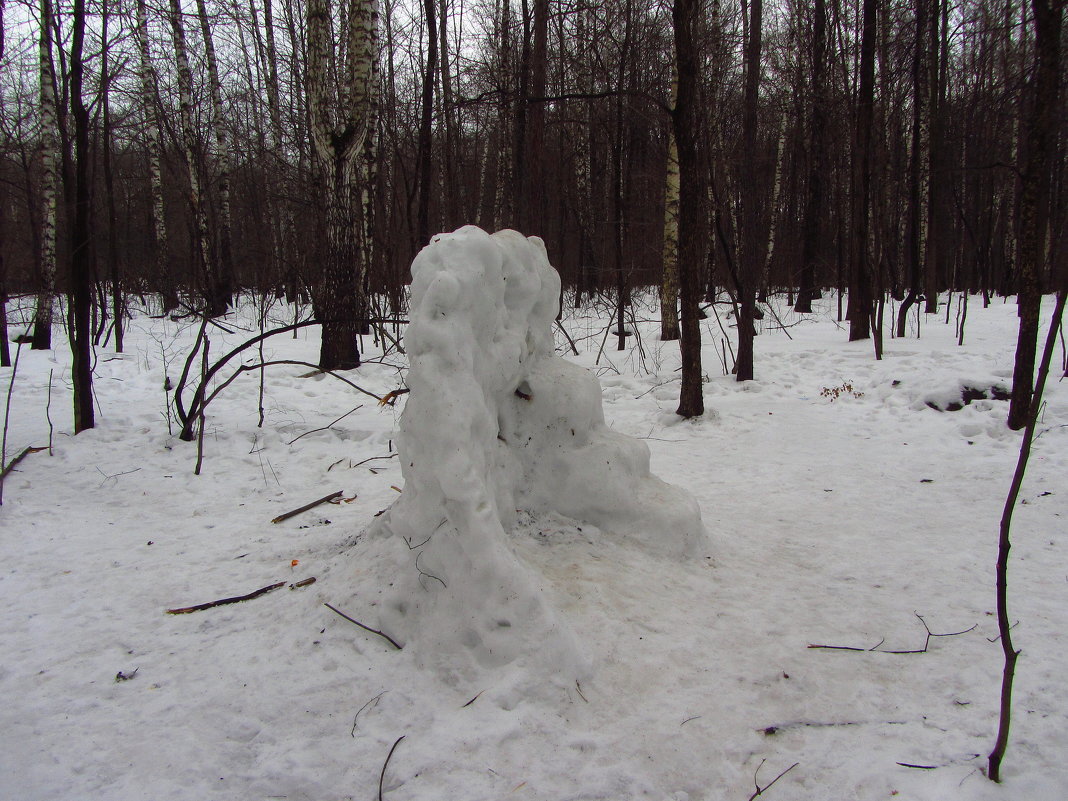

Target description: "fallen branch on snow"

left=807, top=613, right=976, bottom=654
left=272, top=490, right=343, bottom=523
left=379, top=735, right=406, bottom=801
left=1, top=445, right=47, bottom=480
left=748, top=759, right=799, bottom=800
left=324, top=602, right=403, bottom=650
left=166, top=581, right=286, bottom=614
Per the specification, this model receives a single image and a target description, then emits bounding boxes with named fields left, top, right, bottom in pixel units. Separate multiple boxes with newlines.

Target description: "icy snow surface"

left=377, top=227, right=704, bottom=686
left=1, top=286, right=1066, bottom=801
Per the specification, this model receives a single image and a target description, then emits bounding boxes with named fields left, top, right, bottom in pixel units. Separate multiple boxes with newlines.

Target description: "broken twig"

left=166, top=581, right=286, bottom=614
left=1, top=445, right=47, bottom=480
left=748, top=760, right=799, bottom=800
left=272, top=490, right=343, bottom=523
left=324, top=602, right=402, bottom=650
left=379, top=735, right=406, bottom=801
left=808, top=614, right=976, bottom=654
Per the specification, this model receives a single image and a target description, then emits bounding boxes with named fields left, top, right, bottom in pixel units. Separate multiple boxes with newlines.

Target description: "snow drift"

left=374, top=226, right=705, bottom=684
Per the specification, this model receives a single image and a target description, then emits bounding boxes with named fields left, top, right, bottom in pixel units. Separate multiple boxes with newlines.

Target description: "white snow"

left=376, top=227, right=703, bottom=691
left=1, top=279, right=1066, bottom=801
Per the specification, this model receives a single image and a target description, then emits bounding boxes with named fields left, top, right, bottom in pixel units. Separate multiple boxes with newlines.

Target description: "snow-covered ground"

left=1, top=286, right=1065, bottom=801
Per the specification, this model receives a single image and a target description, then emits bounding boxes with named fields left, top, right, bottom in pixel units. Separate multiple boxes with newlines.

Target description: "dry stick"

left=0, top=342, right=23, bottom=505
left=555, top=318, right=580, bottom=355
left=378, top=735, right=406, bottom=801
left=194, top=336, right=209, bottom=475
left=324, top=602, right=403, bottom=650
left=351, top=691, right=387, bottom=737
left=709, top=302, right=737, bottom=371
left=748, top=760, right=799, bottom=801
left=351, top=453, right=398, bottom=470
left=1, top=446, right=47, bottom=481
left=271, top=490, right=343, bottom=523
left=166, top=581, right=286, bottom=614
left=287, top=405, right=364, bottom=445
left=46, top=368, right=54, bottom=454
left=760, top=300, right=795, bottom=340
left=989, top=289, right=1067, bottom=782
left=808, top=613, right=976, bottom=653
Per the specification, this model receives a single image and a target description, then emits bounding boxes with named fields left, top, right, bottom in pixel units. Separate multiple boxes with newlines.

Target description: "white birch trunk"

left=134, top=0, right=173, bottom=309
left=168, top=0, right=217, bottom=310
left=195, top=0, right=234, bottom=301
left=659, top=66, right=680, bottom=341
left=33, top=0, right=57, bottom=349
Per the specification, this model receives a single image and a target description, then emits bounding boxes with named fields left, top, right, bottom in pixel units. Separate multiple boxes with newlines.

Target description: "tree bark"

left=195, top=0, right=235, bottom=310
left=69, top=0, right=94, bottom=432
left=134, top=0, right=175, bottom=312
left=735, top=0, right=763, bottom=380
left=660, top=66, right=681, bottom=342
left=307, top=0, right=377, bottom=370
left=168, top=0, right=219, bottom=314
left=32, top=0, right=58, bottom=350
left=1007, top=0, right=1063, bottom=430
left=795, top=0, right=826, bottom=314
left=897, top=0, right=932, bottom=337
left=673, top=0, right=705, bottom=418
left=847, top=0, right=878, bottom=342
left=415, top=0, right=437, bottom=251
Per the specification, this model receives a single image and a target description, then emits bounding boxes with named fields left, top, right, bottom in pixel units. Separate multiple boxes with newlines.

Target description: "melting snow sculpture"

left=376, top=226, right=705, bottom=679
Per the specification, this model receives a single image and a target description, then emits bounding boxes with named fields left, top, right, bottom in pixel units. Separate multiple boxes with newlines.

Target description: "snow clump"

left=375, top=226, right=706, bottom=687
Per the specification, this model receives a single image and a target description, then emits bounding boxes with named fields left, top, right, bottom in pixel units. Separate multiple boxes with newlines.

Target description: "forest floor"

left=0, top=291, right=1066, bottom=801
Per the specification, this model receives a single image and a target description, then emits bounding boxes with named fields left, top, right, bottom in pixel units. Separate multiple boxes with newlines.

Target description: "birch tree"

left=659, top=64, right=680, bottom=342
left=194, top=0, right=235, bottom=306
left=168, top=0, right=223, bottom=314
left=306, top=0, right=378, bottom=370
left=135, top=0, right=174, bottom=310
left=32, top=0, right=58, bottom=350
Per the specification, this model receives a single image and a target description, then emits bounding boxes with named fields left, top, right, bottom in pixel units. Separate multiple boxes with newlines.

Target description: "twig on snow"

left=353, top=453, right=399, bottom=469
left=351, top=691, right=387, bottom=737
left=166, top=581, right=286, bottom=614
left=748, top=760, right=799, bottom=801
left=1, top=445, right=47, bottom=481
left=324, top=602, right=402, bottom=650
left=461, top=690, right=484, bottom=708
left=808, top=613, right=976, bottom=653
left=271, top=490, right=343, bottom=523
left=287, top=405, right=364, bottom=445
left=378, top=736, right=406, bottom=801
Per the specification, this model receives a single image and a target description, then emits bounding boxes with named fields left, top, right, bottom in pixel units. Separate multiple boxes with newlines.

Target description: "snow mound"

left=375, top=226, right=705, bottom=684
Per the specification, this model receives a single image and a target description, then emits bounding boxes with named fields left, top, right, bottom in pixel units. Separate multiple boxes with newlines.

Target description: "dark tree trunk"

left=415, top=0, right=437, bottom=252
left=735, top=0, right=763, bottom=380
left=795, top=0, right=827, bottom=314
left=1007, top=0, right=1063, bottom=430
left=674, top=0, right=705, bottom=418
left=847, top=0, right=878, bottom=342
left=897, top=0, right=932, bottom=338
left=69, top=0, right=94, bottom=432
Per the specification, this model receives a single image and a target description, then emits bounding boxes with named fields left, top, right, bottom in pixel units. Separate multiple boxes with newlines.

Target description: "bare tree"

left=673, top=0, right=704, bottom=418
left=1007, top=0, right=1064, bottom=430
left=32, top=0, right=58, bottom=350
left=306, top=0, right=378, bottom=370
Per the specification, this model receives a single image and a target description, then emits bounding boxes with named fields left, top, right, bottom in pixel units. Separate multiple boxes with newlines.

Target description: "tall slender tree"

left=847, top=0, right=878, bottom=343
left=307, top=0, right=378, bottom=370
left=68, top=0, right=94, bottom=431
left=1007, top=0, right=1064, bottom=430
left=673, top=0, right=704, bottom=418
left=32, top=0, right=58, bottom=350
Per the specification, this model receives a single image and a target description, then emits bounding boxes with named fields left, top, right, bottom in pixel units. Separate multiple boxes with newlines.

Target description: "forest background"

left=0, top=0, right=1065, bottom=409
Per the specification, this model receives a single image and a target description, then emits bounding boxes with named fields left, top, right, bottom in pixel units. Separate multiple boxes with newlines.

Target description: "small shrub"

left=820, top=382, right=864, bottom=401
